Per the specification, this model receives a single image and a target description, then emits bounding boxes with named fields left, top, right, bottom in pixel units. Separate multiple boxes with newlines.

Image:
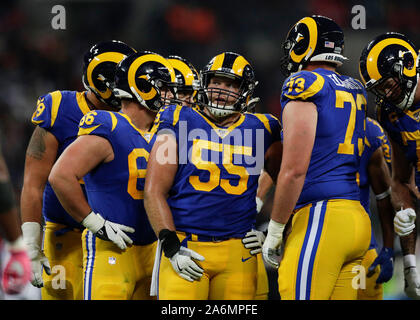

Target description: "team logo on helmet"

left=199, top=52, right=257, bottom=118
left=167, top=55, right=200, bottom=106
left=113, top=51, right=177, bottom=112
left=359, top=32, right=419, bottom=111
left=82, top=40, right=137, bottom=109
left=280, top=15, right=347, bottom=76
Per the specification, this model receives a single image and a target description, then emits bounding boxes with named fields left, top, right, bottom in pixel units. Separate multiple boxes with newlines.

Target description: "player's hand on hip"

left=21, top=222, right=51, bottom=288
left=2, top=236, right=33, bottom=294
left=262, top=219, right=285, bottom=269
left=82, top=211, right=134, bottom=250
left=242, top=229, right=265, bottom=255
left=394, top=208, right=416, bottom=237
left=367, top=247, right=394, bottom=283
left=404, top=267, right=420, bottom=300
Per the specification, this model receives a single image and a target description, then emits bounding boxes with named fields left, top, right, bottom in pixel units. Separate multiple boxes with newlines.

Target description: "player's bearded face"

left=207, top=76, right=241, bottom=107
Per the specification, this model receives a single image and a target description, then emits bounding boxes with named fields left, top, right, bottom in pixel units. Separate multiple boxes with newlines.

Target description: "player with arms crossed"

left=20, top=40, right=136, bottom=299
left=144, top=51, right=282, bottom=300
left=263, top=15, right=371, bottom=300
left=360, top=32, right=420, bottom=299
left=49, top=52, right=177, bottom=300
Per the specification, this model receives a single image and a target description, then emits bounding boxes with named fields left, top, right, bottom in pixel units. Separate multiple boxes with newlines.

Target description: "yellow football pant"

left=82, top=229, right=157, bottom=300
left=158, top=232, right=258, bottom=300
left=278, top=199, right=371, bottom=300
left=357, top=248, right=383, bottom=300
left=42, top=221, right=83, bottom=300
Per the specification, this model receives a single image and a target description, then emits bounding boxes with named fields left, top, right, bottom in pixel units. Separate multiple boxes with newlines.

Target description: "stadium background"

left=0, top=0, right=419, bottom=300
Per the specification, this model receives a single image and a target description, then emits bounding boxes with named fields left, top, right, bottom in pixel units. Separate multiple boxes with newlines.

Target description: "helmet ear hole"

left=137, top=78, right=153, bottom=94
left=402, top=51, right=415, bottom=69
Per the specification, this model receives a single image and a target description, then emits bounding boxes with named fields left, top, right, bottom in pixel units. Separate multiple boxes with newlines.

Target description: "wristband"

left=21, top=221, right=42, bottom=245
left=81, top=211, right=104, bottom=233
left=256, top=197, right=264, bottom=214
left=267, top=219, right=286, bottom=238
left=375, top=188, right=391, bottom=200
left=403, top=254, right=417, bottom=269
left=159, top=229, right=181, bottom=258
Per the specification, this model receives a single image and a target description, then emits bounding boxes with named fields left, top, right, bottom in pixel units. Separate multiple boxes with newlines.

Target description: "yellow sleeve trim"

left=173, top=105, right=182, bottom=127
left=401, top=130, right=420, bottom=146
left=251, top=113, right=272, bottom=134
left=284, top=72, right=325, bottom=101
left=109, top=112, right=118, bottom=132
left=364, top=136, right=371, bottom=148
left=78, top=124, right=102, bottom=136
left=50, top=91, right=63, bottom=128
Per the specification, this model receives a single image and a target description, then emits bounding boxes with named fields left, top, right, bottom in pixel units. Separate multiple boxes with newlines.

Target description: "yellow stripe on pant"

left=278, top=199, right=371, bottom=300
left=42, top=221, right=84, bottom=300
left=82, top=229, right=157, bottom=300
left=158, top=232, right=258, bottom=300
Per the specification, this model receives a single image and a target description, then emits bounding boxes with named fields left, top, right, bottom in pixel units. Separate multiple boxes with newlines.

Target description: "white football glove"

left=404, top=267, right=420, bottom=300
left=170, top=247, right=205, bottom=282
left=21, top=222, right=51, bottom=288
left=262, top=219, right=285, bottom=269
left=394, top=208, right=416, bottom=237
left=242, top=229, right=265, bottom=255
left=82, top=211, right=135, bottom=250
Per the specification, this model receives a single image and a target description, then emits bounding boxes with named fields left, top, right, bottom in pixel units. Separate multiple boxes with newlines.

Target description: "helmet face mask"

left=203, top=74, right=246, bottom=118
left=113, top=52, right=177, bottom=112
left=82, top=40, right=137, bottom=109
left=199, top=52, right=256, bottom=118
left=280, top=15, right=347, bottom=77
left=359, top=32, right=419, bottom=111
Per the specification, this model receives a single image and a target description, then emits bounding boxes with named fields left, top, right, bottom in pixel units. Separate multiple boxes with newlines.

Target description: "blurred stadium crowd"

left=0, top=0, right=419, bottom=299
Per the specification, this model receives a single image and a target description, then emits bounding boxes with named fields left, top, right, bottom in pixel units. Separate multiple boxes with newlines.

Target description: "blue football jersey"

left=359, top=117, right=391, bottom=249
left=280, top=68, right=367, bottom=208
left=378, top=101, right=420, bottom=188
left=156, top=105, right=281, bottom=238
left=78, top=110, right=157, bottom=245
left=31, top=90, right=93, bottom=229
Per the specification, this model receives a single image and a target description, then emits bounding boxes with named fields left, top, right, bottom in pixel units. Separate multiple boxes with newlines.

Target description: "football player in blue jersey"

left=20, top=40, right=136, bottom=300
left=360, top=32, right=420, bottom=299
left=0, top=143, right=31, bottom=295
left=263, top=15, right=371, bottom=300
left=166, top=55, right=200, bottom=107
left=49, top=51, right=177, bottom=300
left=357, top=117, right=395, bottom=300
left=144, top=51, right=282, bottom=300
left=167, top=54, right=271, bottom=299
